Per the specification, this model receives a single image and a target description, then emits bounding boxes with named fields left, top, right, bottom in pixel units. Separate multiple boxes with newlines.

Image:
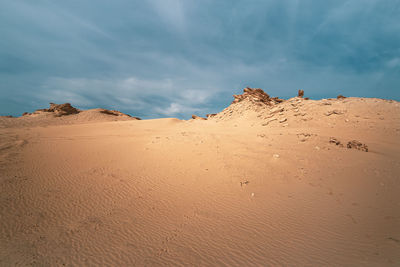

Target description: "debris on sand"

left=298, top=90, right=304, bottom=98
left=297, top=133, right=312, bottom=142
left=347, top=140, right=368, bottom=152
left=329, top=137, right=342, bottom=146
left=192, top=115, right=207, bottom=120
left=240, top=180, right=250, bottom=187
left=325, top=110, right=345, bottom=116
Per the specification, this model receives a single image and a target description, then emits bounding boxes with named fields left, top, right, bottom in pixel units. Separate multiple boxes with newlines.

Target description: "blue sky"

left=1, top=0, right=399, bottom=118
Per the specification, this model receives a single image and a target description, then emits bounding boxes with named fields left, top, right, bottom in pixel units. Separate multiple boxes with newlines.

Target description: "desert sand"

left=1, top=89, right=399, bottom=266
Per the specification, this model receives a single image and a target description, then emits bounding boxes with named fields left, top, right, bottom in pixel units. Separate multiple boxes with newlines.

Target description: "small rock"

left=273, top=154, right=280, bottom=158
left=315, top=146, right=320, bottom=150
left=329, top=137, right=341, bottom=145
left=298, top=90, right=304, bottom=98
left=337, top=95, right=346, bottom=99
left=251, top=192, right=255, bottom=197
left=347, top=140, right=368, bottom=152
left=240, top=180, right=250, bottom=187
left=279, top=118, right=287, bottom=123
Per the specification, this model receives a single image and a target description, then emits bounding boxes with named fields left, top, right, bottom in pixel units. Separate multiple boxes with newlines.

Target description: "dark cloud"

left=1, top=0, right=399, bottom=118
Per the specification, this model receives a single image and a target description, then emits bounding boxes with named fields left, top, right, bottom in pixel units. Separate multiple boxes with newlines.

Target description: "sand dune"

left=1, top=90, right=399, bottom=266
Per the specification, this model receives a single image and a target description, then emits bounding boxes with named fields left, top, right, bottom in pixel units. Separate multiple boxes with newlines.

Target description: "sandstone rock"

left=232, top=87, right=284, bottom=106
left=99, top=109, right=139, bottom=119
left=48, top=103, right=80, bottom=116
left=206, top=113, right=217, bottom=118
left=192, top=115, right=207, bottom=120
left=347, top=140, right=368, bottom=152
left=34, top=103, right=80, bottom=117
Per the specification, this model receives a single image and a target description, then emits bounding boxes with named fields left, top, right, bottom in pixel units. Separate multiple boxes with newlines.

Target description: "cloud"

left=0, top=0, right=399, bottom=117
left=387, top=58, right=400, bottom=69
left=35, top=76, right=217, bottom=119
left=147, top=0, right=187, bottom=31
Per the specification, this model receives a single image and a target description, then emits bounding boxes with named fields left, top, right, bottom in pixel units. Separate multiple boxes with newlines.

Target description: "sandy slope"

left=1, top=96, right=400, bottom=266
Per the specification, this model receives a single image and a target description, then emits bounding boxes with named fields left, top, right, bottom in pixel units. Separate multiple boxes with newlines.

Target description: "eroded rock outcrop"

left=33, top=103, right=80, bottom=117
left=232, top=88, right=284, bottom=106
left=99, top=109, right=140, bottom=119
left=192, top=115, right=207, bottom=120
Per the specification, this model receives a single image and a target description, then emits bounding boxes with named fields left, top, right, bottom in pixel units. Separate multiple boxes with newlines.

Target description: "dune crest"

left=1, top=90, right=399, bottom=266
left=1, top=103, right=140, bottom=128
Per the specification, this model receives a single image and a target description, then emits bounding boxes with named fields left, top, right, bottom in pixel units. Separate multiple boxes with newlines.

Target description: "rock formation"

left=232, top=87, right=284, bottom=106
left=206, top=114, right=217, bottom=118
left=99, top=109, right=140, bottom=119
left=192, top=115, right=207, bottom=120
left=34, top=103, right=80, bottom=117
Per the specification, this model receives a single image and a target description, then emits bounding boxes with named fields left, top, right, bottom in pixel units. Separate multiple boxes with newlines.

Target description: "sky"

left=1, top=0, right=399, bottom=119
